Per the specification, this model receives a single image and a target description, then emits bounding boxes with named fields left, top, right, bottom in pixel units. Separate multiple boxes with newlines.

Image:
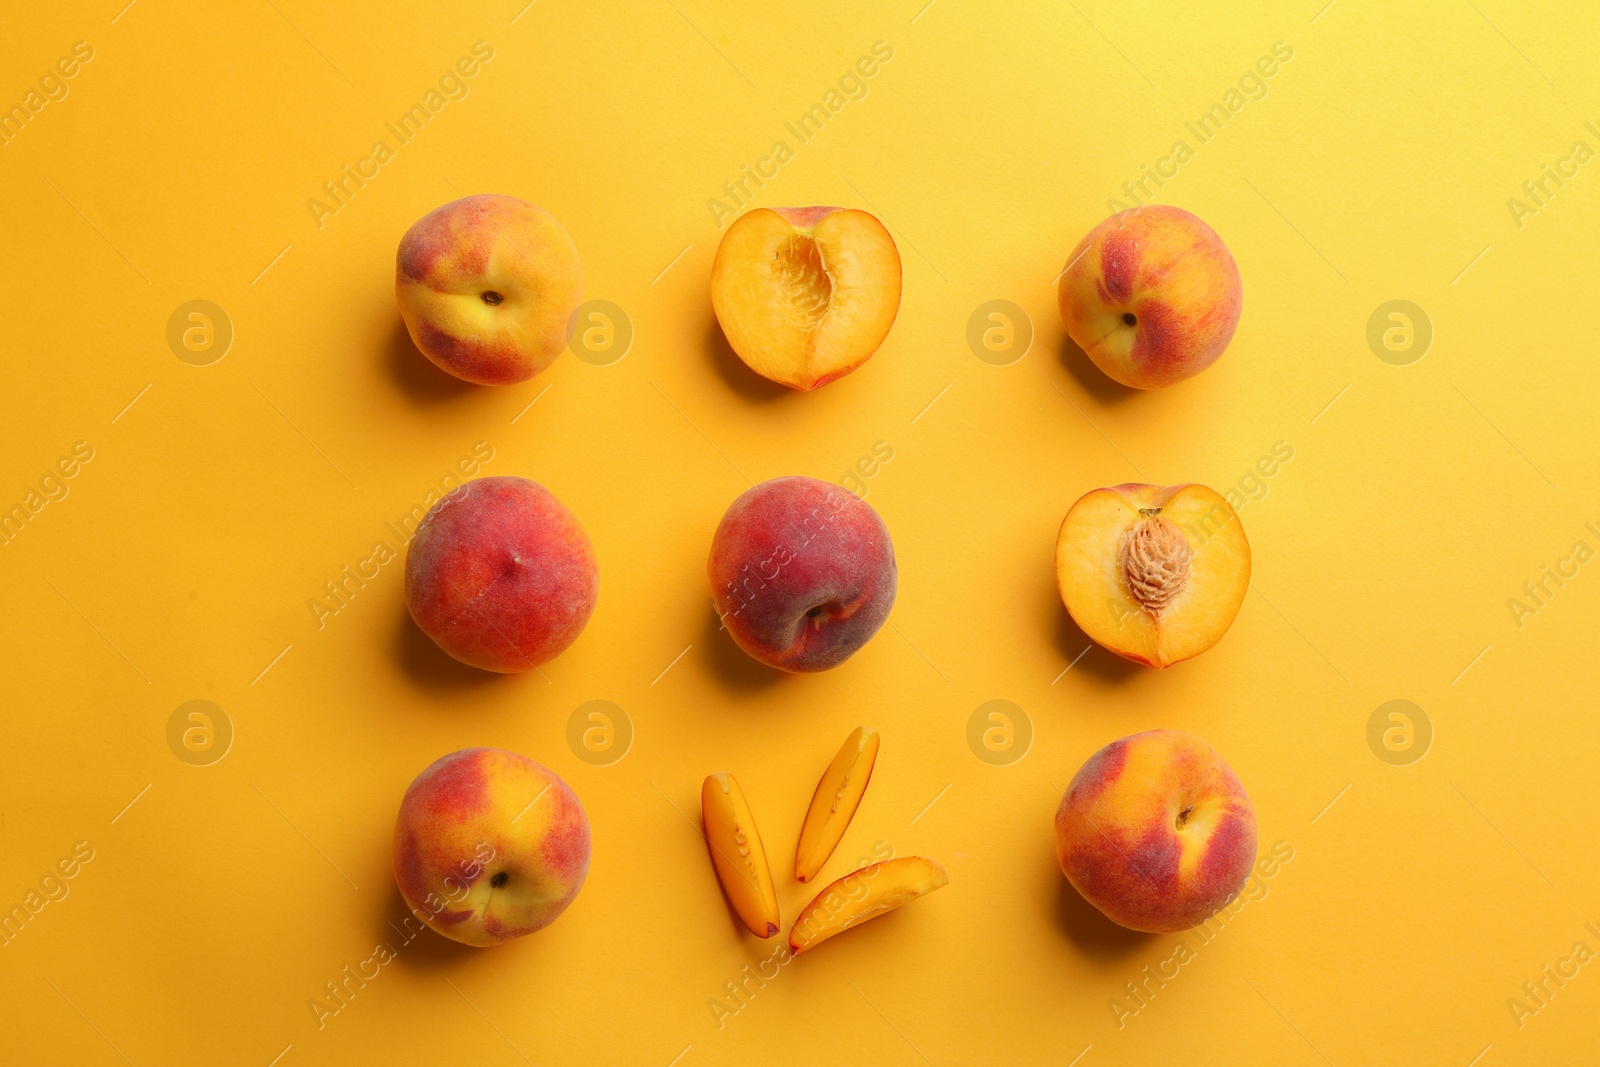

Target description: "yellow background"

left=3, top=1, right=1598, bottom=1063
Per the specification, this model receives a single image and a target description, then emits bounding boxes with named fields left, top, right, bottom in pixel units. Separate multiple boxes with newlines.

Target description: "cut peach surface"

left=701, top=773, right=780, bottom=938
left=789, top=856, right=947, bottom=954
left=710, top=207, right=901, bottom=390
left=794, top=727, right=880, bottom=883
left=1055, top=483, right=1249, bottom=668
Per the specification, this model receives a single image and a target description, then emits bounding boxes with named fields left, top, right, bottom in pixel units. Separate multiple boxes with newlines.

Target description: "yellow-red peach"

left=396, top=194, right=582, bottom=385
left=1057, top=206, right=1241, bottom=389
left=405, top=477, right=597, bottom=673
left=708, top=476, right=896, bottom=672
left=392, top=747, right=590, bottom=947
left=1055, top=730, right=1256, bottom=932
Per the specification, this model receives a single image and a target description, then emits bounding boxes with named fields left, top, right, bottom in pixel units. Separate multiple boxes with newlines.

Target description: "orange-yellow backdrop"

left=3, top=1, right=1598, bottom=1064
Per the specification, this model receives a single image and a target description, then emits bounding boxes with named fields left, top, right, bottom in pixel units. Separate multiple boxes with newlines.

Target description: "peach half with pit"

left=1055, top=483, right=1249, bottom=669
left=711, top=206, right=901, bottom=390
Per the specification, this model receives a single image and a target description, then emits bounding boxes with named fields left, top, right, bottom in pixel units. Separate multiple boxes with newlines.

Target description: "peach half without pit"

left=1055, top=483, right=1248, bottom=668
left=710, top=206, right=902, bottom=390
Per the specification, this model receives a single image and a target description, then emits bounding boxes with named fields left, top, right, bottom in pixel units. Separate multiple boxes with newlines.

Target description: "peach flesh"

left=708, top=476, right=896, bottom=672
left=404, top=476, right=597, bottom=673
left=711, top=207, right=901, bottom=390
left=1056, top=483, right=1249, bottom=668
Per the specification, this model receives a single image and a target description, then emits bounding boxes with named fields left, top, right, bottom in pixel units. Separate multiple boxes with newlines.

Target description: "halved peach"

left=1055, top=484, right=1249, bottom=668
left=710, top=207, right=901, bottom=390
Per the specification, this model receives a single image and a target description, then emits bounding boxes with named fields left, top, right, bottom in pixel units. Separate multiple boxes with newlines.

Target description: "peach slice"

left=710, top=206, right=901, bottom=390
left=701, top=773, right=780, bottom=938
left=795, top=727, right=880, bottom=883
left=1055, top=483, right=1249, bottom=668
left=789, top=856, right=948, bottom=953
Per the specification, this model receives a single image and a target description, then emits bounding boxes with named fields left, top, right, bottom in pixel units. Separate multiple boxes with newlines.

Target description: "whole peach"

left=1057, top=205, right=1241, bottom=389
left=393, top=748, right=590, bottom=947
left=709, top=476, right=896, bottom=672
left=396, top=194, right=582, bottom=385
left=405, top=477, right=597, bottom=673
left=1055, top=730, right=1256, bottom=932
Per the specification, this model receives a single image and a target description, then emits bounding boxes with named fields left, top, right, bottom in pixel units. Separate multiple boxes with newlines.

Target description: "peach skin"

left=1054, top=730, right=1256, bottom=933
left=392, top=747, right=590, bottom=947
left=711, top=206, right=901, bottom=390
left=1057, top=205, right=1241, bottom=389
left=708, top=476, right=897, bottom=672
left=1056, top=482, right=1249, bottom=668
left=396, top=194, right=582, bottom=385
left=405, top=476, right=598, bottom=673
